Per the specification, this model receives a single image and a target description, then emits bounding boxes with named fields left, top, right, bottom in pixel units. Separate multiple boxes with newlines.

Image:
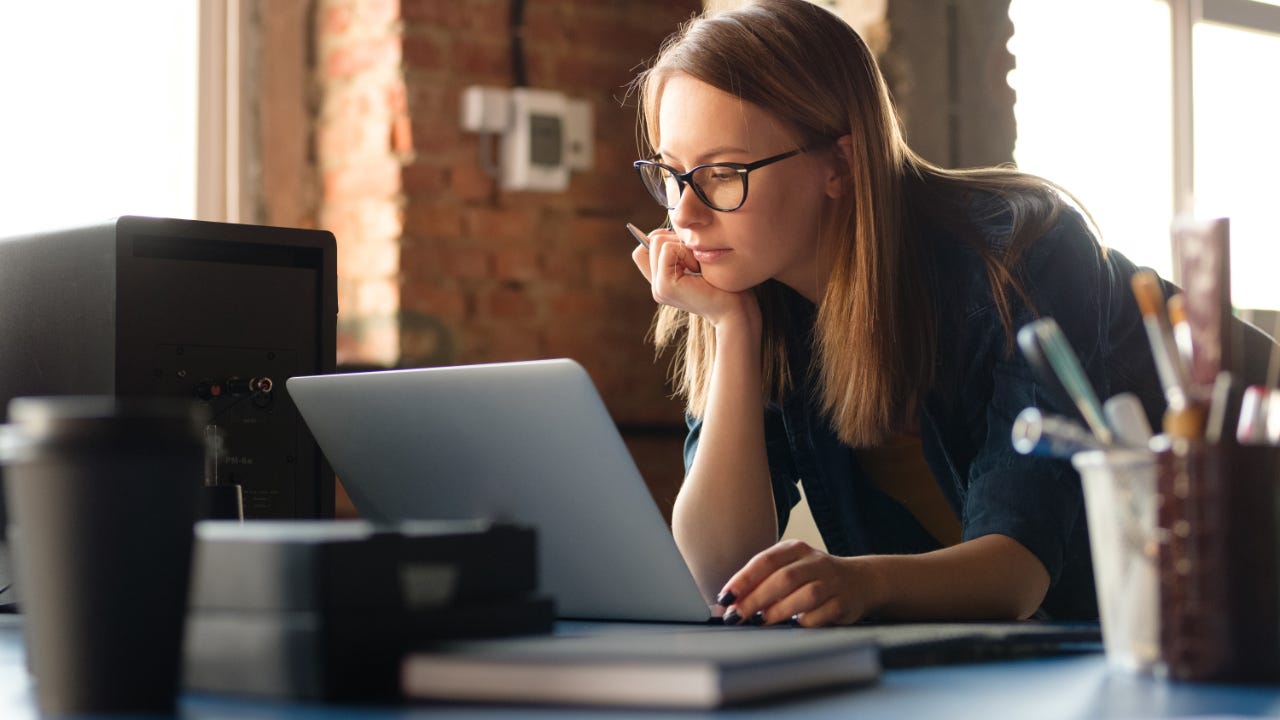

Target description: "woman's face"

left=654, top=74, right=839, bottom=300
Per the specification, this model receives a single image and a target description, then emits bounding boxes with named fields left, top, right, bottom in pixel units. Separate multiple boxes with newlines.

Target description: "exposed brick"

left=587, top=250, right=642, bottom=291
left=337, top=313, right=400, bottom=367
left=354, top=278, right=400, bottom=315
left=320, top=3, right=354, bottom=35
left=492, top=247, right=542, bottom=282
left=402, top=33, right=447, bottom=70
left=565, top=215, right=628, bottom=250
left=401, top=282, right=468, bottom=318
left=323, top=36, right=400, bottom=80
left=401, top=0, right=506, bottom=32
left=547, top=288, right=601, bottom=321
left=452, top=38, right=509, bottom=83
left=322, top=156, right=402, bottom=202
left=541, top=247, right=585, bottom=285
left=321, top=203, right=364, bottom=246
left=391, top=113, right=413, bottom=156
left=475, top=324, right=546, bottom=362
left=482, top=285, right=537, bottom=320
left=337, top=236, right=399, bottom=279
left=401, top=161, right=448, bottom=196
left=403, top=203, right=464, bottom=239
left=464, top=206, right=537, bottom=243
left=398, top=312, right=456, bottom=366
left=440, top=246, right=491, bottom=280
left=358, top=321, right=401, bottom=366
left=448, top=159, right=495, bottom=201
left=356, top=198, right=402, bottom=242
left=316, top=120, right=366, bottom=163
left=315, top=0, right=703, bottom=452
left=399, top=238, right=442, bottom=281
left=523, top=5, right=571, bottom=47
left=356, top=0, right=400, bottom=32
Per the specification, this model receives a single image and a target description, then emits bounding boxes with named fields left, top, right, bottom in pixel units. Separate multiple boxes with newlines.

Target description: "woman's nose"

left=668, top=181, right=709, bottom=229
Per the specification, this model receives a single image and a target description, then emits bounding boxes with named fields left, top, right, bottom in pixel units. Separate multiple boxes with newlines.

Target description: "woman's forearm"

left=857, top=534, right=1050, bottom=620
left=672, top=314, right=778, bottom=601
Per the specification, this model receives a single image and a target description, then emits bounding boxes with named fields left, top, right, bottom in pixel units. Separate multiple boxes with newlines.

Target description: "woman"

left=628, top=0, right=1168, bottom=626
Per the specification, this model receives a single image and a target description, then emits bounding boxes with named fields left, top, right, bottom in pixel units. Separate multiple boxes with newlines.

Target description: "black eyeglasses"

left=633, top=147, right=810, bottom=213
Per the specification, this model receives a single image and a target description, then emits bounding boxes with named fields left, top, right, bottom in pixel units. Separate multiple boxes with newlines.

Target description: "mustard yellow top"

left=856, top=433, right=962, bottom=548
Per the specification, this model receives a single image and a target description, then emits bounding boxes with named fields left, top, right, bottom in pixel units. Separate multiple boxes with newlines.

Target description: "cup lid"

left=4, top=396, right=209, bottom=451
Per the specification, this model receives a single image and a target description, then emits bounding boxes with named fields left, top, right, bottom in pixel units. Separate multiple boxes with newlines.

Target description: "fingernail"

left=747, top=611, right=766, bottom=626
left=715, top=589, right=737, bottom=606
left=722, top=608, right=742, bottom=625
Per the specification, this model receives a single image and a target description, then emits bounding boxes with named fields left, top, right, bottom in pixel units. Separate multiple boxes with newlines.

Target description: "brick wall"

left=311, top=0, right=703, bottom=518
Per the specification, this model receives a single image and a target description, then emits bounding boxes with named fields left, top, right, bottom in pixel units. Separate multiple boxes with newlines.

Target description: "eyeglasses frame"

left=632, top=146, right=811, bottom=213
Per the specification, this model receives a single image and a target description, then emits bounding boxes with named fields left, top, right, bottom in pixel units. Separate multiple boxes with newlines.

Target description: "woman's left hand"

left=716, top=539, right=879, bottom=627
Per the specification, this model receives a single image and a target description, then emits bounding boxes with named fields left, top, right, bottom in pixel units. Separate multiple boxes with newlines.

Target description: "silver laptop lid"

left=286, top=359, right=711, bottom=622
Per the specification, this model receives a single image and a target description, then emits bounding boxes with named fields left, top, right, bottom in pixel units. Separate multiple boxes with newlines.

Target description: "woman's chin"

left=699, top=271, right=760, bottom=294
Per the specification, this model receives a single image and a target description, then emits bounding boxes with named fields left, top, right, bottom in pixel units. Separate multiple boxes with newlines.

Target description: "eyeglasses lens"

left=692, top=166, right=743, bottom=212
left=640, top=164, right=743, bottom=212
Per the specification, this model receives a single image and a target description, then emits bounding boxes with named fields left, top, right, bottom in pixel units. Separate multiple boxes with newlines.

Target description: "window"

left=1008, top=0, right=1174, bottom=280
left=1192, top=18, right=1280, bottom=310
left=0, top=2, right=199, bottom=237
left=1009, top=0, right=1280, bottom=310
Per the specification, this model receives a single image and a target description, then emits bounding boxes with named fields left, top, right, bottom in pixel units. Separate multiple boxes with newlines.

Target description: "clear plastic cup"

left=1072, top=448, right=1161, bottom=673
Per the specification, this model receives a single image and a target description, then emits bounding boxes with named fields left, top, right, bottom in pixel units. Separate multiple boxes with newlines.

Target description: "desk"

left=3, top=616, right=1280, bottom=719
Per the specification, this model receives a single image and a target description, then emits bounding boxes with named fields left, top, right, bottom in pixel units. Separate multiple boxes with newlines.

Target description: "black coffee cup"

left=1, top=396, right=207, bottom=716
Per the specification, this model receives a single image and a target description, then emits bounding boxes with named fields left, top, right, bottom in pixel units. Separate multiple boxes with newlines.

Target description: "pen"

left=1019, top=318, right=1114, bottom=445
left=625, top=223, right=650, bottom=250
left=626, top=223, right=701, bottom=277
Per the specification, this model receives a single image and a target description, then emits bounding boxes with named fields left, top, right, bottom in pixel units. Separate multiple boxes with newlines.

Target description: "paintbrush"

left=1019, top=318, right=1114, bottom=446
left=1103, top=392, right=1154, bottom=449
left=1167, top=293, right=1193, bottom=370
left=1011, top=407, right=1106, bottom=458
left=1131, top=270, right=1204, bottom=438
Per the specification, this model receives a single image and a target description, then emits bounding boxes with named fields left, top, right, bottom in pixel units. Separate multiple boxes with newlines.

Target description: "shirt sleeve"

left=960, top=209, right=1118, bottom=585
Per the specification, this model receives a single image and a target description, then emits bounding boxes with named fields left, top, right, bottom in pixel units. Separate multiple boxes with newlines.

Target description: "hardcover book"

left=401, top=628, right=879, bottom=709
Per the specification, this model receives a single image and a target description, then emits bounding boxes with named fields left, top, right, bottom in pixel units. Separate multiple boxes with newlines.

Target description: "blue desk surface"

left=3, top=616, right=1280, bottom=719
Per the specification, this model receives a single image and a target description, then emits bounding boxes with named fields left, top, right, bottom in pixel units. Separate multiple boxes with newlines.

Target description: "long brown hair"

left=635, top=0, right=1066, bottom=446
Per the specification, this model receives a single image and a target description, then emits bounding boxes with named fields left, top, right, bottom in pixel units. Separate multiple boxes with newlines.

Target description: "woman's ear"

left=824, top=135, right=854, bottom=199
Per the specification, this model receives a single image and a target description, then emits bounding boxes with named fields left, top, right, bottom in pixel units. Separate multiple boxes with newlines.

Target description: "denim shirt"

left=683, top=206, right=1169, bottom=620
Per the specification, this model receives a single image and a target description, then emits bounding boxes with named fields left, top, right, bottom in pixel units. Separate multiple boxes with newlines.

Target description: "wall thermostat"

left=461, top=86, right=593, bottom=192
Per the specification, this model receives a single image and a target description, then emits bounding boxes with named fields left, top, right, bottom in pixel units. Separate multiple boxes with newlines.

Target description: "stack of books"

left=183, top=519, right=550, bottom=701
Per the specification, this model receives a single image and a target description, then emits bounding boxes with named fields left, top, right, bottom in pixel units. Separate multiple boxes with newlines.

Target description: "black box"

left=188, top=520, right=540, bottom=612
left=0, top=216, right=337, bottom=606
left=184, top=520, right=551, bottom=701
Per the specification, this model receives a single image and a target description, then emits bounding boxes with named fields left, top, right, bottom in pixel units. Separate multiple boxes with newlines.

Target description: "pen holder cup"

left=1072, top=448, right=1161, bottom=673
left=1152, top=437, right=1280, bottom=683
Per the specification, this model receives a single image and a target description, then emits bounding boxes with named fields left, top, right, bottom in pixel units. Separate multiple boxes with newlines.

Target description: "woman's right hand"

left=630, top=227, right=754, bottom=328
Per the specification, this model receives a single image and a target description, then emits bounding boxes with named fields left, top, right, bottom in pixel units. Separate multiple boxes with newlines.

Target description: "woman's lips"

left=688, top=247, right=730, bottom=264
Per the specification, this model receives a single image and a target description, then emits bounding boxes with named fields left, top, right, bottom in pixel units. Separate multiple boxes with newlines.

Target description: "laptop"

left=287, top=359, right=713, bottom=622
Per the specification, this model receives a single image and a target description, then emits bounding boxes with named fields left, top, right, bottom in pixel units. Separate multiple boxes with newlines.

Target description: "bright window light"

left=0, top=2, right=199, bottom=238
left=1192, top=20, right=1280, bottom=311
left=1008, top=0, right=1174, bottom=282
left=1010, top=0, right=1280, bottom=310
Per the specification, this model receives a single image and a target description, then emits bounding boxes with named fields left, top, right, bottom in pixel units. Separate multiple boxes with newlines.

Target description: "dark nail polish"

left=716, top=589, right=737, bottom=606
left=723, top=608, right=742, bottom=625
left=748, top=611, right=766, bottom=626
